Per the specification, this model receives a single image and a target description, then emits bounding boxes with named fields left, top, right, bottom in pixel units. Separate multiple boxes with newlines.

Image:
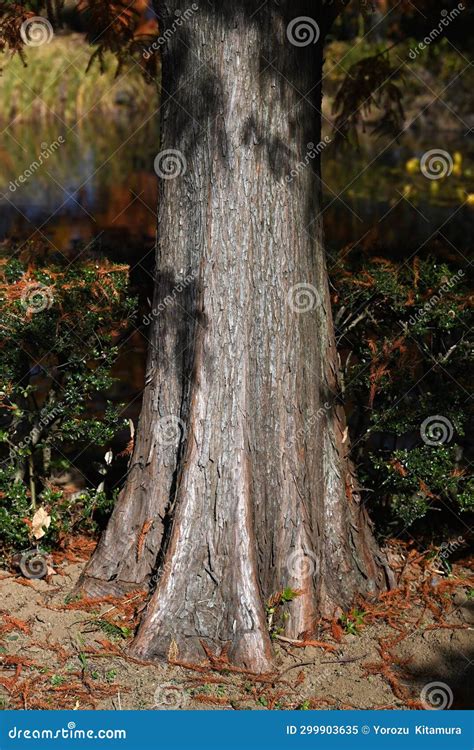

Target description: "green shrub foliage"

left=331, top=251, right=473, bottom=532
left=0, top=251, right=136, bottom=557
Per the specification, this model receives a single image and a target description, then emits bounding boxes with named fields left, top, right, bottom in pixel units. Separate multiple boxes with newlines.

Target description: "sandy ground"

left=0, top=548, right=472, bottom=711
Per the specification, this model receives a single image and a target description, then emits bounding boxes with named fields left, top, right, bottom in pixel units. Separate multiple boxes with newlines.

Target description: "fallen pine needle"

left=273, top=635, right=337, bottom=653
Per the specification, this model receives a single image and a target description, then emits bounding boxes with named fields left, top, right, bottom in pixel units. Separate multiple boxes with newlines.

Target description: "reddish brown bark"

left=78, top=0, right=392, bottom=672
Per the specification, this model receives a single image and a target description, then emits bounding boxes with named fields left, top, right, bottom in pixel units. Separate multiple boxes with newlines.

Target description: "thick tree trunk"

left=78, top=1, right=392, bottom=671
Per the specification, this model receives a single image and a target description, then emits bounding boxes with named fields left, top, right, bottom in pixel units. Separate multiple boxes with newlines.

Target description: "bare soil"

left=0, top=541, right=472, bottom=711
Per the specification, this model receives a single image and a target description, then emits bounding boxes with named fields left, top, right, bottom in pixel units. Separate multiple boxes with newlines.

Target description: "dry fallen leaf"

left=167, top=639, right=179, bottom=662
left=31, top=506, right=51, bottom=540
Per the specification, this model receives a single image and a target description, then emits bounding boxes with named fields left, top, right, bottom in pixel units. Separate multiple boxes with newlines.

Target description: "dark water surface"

left=1, top=121, right=472, bottom=256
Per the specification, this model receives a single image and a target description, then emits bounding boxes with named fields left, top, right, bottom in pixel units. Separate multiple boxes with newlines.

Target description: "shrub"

left=0, top=249, right=136, bottom=557
left=331, top=250, right=473, bottom=534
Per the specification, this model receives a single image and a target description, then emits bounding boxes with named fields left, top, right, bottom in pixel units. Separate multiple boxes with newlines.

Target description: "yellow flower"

left=405, top=157, right=420, bottom=174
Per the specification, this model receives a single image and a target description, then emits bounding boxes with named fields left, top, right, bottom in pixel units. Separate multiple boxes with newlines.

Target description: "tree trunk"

left=78, top=0, right=392, bottom=672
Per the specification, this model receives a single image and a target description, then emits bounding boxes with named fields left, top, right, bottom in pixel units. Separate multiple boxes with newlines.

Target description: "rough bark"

left=78, top=0, right=392, bottom=671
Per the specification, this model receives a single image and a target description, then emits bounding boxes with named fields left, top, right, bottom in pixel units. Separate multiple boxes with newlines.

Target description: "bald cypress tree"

left=77, top=1, right=392, bottom=671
